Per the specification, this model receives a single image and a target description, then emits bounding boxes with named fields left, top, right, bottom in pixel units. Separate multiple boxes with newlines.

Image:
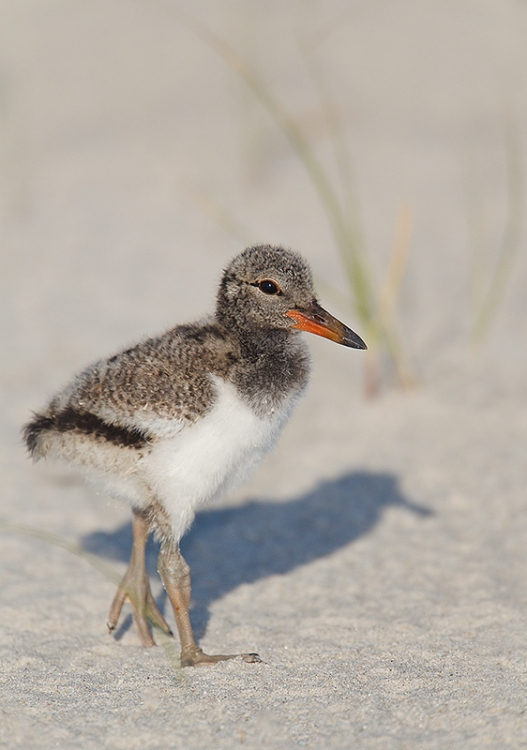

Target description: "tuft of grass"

left=162, top=5, right=415, bottom=395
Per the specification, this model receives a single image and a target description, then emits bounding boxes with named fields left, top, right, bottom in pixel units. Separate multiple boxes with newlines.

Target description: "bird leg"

left=157, top=540, right=261, bottom=667
left=107, top=508, right=172, bottom=647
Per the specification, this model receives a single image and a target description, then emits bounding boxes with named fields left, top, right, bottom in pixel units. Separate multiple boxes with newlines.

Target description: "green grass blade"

left=166, top=7, right=376, bottom=325
left=472, top=113, right=524, bottom=345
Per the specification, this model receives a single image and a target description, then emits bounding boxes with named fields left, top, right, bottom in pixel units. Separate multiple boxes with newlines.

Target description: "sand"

left=1, top=1, right=527, bottom=747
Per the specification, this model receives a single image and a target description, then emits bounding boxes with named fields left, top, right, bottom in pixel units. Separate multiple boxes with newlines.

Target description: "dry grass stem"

left=185, top=181, right=255, bottom=247
left=152, top=2, right=415, bottom=394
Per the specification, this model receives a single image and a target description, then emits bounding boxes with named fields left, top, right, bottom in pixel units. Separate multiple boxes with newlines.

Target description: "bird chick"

left=24, top=245, right=366, bottom=666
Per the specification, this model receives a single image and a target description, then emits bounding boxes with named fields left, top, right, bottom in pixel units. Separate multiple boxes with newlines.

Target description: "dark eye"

left=258, top=280, right=280, bottom=295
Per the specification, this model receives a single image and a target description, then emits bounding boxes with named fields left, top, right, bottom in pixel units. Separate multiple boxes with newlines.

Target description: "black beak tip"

left=343, top=329, right=368, bottom=350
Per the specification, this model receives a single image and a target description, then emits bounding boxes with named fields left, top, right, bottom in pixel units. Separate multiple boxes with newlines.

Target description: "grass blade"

left=471, top=113, right=524, bottom=345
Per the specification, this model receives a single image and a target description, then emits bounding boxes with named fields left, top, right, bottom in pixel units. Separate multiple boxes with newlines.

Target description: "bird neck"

left=231, top=326, right=310, bottom=414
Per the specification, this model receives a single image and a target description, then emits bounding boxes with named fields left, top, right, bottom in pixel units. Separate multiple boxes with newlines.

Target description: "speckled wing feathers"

left=25, top=321, right=241, bottom=458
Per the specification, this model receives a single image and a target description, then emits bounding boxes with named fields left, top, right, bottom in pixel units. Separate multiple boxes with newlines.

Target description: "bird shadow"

left=82, top=470, right=431, bottom=641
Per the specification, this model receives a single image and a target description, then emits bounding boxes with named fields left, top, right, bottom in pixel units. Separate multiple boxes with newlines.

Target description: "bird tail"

left=23, top=413, right=56, bottom=459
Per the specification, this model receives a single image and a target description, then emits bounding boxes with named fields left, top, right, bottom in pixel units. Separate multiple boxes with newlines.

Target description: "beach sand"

left=1, top=1, right=527, bottom=747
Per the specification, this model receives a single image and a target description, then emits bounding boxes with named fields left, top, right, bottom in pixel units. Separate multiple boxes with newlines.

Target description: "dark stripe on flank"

left=23, top=414, right=55, bottom=454
left=24, top=408, right=150, bottom=453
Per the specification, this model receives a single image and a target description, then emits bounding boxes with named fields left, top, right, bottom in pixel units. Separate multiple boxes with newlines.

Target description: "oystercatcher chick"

left=24, top=245, right=366, bottom=666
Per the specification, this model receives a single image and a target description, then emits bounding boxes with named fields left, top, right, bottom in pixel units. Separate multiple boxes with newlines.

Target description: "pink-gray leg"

left=157, top=540, right=261, bottom=667
left=107, top=509, right=171, bottom=646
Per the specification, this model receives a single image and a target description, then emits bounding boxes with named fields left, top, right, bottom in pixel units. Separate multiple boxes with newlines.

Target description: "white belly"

left=139, top=376, right=298, bottom=540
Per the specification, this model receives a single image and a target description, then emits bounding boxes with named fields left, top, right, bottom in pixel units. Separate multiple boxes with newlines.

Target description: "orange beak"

left=286, top=302, right=367, bottom=349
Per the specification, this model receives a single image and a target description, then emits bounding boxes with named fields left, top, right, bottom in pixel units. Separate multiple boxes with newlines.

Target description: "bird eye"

left=258, top=280, right=280, bottom=295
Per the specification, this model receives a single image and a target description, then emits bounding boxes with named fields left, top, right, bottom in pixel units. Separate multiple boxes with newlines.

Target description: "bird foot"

left=180, top=647, right=262, bottom=667
left=107, top=567, right=172, bottom=648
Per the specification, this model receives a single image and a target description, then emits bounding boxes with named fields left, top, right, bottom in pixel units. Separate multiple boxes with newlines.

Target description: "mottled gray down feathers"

left=24, top=245, right=313, bottom=458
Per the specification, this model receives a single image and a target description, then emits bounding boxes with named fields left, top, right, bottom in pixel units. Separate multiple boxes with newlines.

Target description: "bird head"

left=216, top=245, right=367, bottom=350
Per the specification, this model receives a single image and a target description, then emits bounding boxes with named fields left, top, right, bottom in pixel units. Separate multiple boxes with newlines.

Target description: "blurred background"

left=2, top=0, right=527, bottom=530
left=2, top=0, right=526, bottom=406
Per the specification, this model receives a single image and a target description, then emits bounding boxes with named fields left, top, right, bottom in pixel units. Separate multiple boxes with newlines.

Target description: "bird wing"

left=45, top=323, right=236, bottom=442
